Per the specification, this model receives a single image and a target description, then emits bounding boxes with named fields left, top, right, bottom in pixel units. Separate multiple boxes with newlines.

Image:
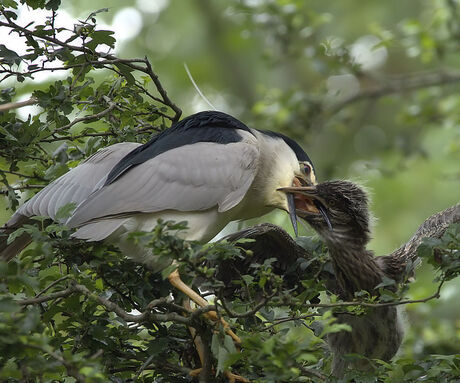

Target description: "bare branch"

left=219, top=290, right=278, bottom=318
left=41, top=101, right=117, bottom=140
left=0, top=13, right=182, bottom=121
left=329, top=69, right=460, bottom=115
left=71, top=283, right=191, bottom=325
left=0, top=97, right=37, bottom=112
left=19, top=287, right=75, bottom=305
left=34, top=275, right=70, bottom=298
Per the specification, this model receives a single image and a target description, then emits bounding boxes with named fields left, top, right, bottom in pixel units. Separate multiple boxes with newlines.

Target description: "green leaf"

left=216, top=343, right=229, bottom=374
left=87, top=30, right=116, bottom=50
left=0, top=0, right=18, bottom=8
left=115, top=63, right=136, bottom=84
left=223, top=334, right=237, bottom=354
left=6, top=227, right=30, bottom=245
left=55, top=202, right=76, bottom=221
left=44, top=163, right=69, bottom=180
left=0, top=44, right=21, bottom=65
left=86, top=8, right=109, bottom=20
left=45, top=0, right=60, bottom=10
left=0, top=297, right=20, bottom=313
left=375, top=275, right=396, bottom=289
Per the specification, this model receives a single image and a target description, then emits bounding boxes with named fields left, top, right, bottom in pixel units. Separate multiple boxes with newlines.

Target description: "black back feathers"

left=104, top=110, right=314, bottom=186
left=105, top=111, right=253, bottom=186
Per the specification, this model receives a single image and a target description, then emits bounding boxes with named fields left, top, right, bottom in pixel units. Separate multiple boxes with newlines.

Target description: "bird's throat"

left=292, top=177, right=320, bottom=214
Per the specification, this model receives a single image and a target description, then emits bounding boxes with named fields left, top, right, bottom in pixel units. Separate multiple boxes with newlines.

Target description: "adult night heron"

left=0, top=110, right=319, bottom=354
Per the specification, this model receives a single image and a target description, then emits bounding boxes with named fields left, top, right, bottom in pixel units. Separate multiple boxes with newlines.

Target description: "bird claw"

left=190, top=368, right=249, bottom=382
left=225, top=370, right=250, bottom=383
left=189, top=367, right=202, bottom=377
left=205, top=310, right=242, bottom=345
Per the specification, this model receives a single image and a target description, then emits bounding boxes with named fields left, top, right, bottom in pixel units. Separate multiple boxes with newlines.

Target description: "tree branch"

left=70, top=283, right=191, bottom=325
left=0, top=11, right=182, bottom=122
left=329, top=69, right=460, bottom=114
left=19, top=287, right=75, bottom=305
left=0, top=97, right=37, bottom=112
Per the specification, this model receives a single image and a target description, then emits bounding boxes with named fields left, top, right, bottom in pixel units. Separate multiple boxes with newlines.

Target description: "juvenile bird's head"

left=279, top=180, right=371, bottom=248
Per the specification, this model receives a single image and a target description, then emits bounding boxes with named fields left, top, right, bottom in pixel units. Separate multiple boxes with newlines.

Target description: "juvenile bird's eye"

left=303, top=164, right=311, bottom=175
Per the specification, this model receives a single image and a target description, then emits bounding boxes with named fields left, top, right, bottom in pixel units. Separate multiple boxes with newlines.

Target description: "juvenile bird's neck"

left=327, top=243, right=384, bottom=300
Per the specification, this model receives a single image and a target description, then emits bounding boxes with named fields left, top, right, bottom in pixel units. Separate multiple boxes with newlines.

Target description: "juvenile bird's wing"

left=66, top=140, right=260, bottom=227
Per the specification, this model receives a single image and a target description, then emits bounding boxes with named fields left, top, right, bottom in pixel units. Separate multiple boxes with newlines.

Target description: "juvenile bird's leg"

left=168, top=269, right=241, bottom=344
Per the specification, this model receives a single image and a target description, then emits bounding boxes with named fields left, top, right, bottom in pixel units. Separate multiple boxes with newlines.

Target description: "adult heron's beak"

left=278, top=185, right=333, bottom=231
left=286, top=193, right=299, bottom=236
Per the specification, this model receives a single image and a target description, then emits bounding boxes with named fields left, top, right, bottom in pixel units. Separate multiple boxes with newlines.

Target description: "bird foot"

left=168, top=269, right=242, bottom=345
left=205, top=310, right=241, bottom=345
left=225, top=370, right=250, bottom=383
left=189, top=367, right=202, bottom=377
left=189, top=368, right=249, bottom=383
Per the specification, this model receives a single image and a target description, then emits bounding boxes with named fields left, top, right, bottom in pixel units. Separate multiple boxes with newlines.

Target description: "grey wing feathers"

left=15, top=142, right=141, bottom=222
left=1, top=142, right=141, bottom=260
left=66, top=141, right=259, bottom=227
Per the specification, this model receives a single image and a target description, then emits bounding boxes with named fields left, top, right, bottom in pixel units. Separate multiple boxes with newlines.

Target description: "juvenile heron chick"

left=285, top=180, right=403, bottom=376
left=229, top=181, right=459, bottom=377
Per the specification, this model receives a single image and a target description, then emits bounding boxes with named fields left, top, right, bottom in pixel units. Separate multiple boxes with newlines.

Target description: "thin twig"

left=71, top=283, right=191, bottom=324
left=300, top=365, right=327, bottom=381
left=219, top=290, right=278, bottom=318
left=19, top=287, right=75, bottom=305
left=43, top=101, right=117, bottom=137
left=0, top=185, right=45, bottom=195
left=0, top=13, right=182, bottom=119
left=261, top=313, right=319, bottom=332
left=0, top=168, right=46, bottom=181
left=34, top=275, right=70, bottom=298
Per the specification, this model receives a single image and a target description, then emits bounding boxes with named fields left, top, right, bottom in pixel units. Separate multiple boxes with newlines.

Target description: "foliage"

left=0, top=213, right=459, bottom=382
left=0, top=1, right=459, bottom=382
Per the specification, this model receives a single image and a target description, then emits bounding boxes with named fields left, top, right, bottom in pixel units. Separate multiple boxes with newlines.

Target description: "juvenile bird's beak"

left=278, top=185, right=333, bottom=232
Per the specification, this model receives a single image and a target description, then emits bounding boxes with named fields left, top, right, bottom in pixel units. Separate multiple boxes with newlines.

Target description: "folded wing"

left=66, top=141, right=260, bottom=227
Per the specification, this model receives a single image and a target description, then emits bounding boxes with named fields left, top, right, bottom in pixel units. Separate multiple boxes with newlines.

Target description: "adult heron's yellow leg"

left=225, top=371, right=250, bottom=383
left=184, top=302, right=249, bottom=382
left=183, top=300, right=206, bottom=378
left=168, top=269, right=241, bottom=344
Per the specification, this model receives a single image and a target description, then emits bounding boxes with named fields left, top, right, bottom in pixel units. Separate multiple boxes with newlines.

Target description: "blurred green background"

left=1, top=0, right=459, bottom=360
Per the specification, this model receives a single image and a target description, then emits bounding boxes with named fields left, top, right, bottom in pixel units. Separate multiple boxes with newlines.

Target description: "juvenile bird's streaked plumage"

left=221, top=180, right=459, bottom=377
left=287, top=181, right=403, bottom=376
